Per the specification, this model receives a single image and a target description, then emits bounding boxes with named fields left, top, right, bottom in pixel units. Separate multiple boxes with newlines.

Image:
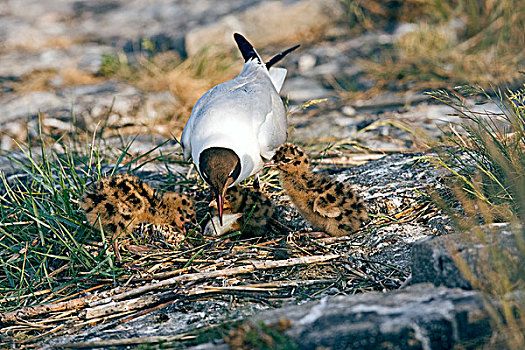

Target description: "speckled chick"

left=80, top=174, right=195, bottom=261
left=207, top=186, right=274, bottom=236
left=225, top=186, right=274, bottom=236
left=272, top=143, right=367, bottom=236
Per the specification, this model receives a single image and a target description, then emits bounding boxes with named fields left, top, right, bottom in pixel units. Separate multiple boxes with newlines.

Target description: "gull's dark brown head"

left=199, top=147, right=241, bottom=224
left=271, top=143, right=310, bottom=174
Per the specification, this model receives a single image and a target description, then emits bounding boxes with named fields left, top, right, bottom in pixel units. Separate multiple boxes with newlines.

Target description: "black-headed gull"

left=181, top=33, right=298, bottom=223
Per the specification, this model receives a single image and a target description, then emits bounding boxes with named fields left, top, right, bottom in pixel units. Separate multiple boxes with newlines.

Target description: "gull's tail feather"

left=234, top=33, right=299, bottom=91
left=266, top=45, right=300, bottom=69
left=268, top=68, right=287, bottom=92
left=234, top=33, right=262, bottom=65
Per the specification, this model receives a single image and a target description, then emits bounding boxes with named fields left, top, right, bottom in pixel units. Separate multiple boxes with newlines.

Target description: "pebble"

left=298, top=54, right=317, bottom=72
left=342, top=105, right=356, bottom=117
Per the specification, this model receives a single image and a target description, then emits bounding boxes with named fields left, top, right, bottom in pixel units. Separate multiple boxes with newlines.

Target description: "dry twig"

left=91, top=254, right=340, bottom=306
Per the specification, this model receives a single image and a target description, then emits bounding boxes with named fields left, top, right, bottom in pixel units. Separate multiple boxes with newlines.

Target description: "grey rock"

left=0, top=15, right=70, bottom=51
left=69, top=0, right=257, bottom=50
left=0, top=80, right=179, bottom=129
left=59, top=82, right=180, bottom=134
left=336, top=154, right=452, bottom=275
left=285, top=91, right=505, bottom=154
left=0, top=91, right=65, bottom=122
left=1, top=0, right=72, bottom=20
left=47, top=299, right=268, bottom=348
left=411, top=235, right=472, bottom=289
left=185, top=0, right=343, bottom=56
left=0, top=81, right=182, bottom=152
left=0, top=0, right=260, bottom=81
left=281, top=76, right=333, bottom=102
left=411, top=225, right=522, bottom=289
left=248, top=283, right=492, bottom=349
left=310, top=61, right=341, bottom=76
left=0, top=81, right=133, bottom=124
left=0, top=44, right=114, bottom=79
left=288, top=109, right=356, bottom=139
left=0, top=0, right=253, bottom=48
left=352, top=92, right=430, bottom=109
left=338, top=153, right=443, bottom=212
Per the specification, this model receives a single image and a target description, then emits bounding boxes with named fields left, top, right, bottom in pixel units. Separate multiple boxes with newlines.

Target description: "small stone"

left=393, top=23, right=418, bottom=40
left=342, top=105, right=356, bottom=116
left=298, top=54, right=317, bottom=72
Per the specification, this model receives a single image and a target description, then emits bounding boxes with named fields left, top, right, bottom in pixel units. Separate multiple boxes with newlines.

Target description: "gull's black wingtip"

left=233, top=33, right=244, bottom=43
left=233, top=33, right=261, bottom=64
left=266, top=44, right=300, bottom=69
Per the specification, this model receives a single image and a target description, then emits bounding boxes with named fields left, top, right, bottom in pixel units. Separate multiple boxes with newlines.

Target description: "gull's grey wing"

left=258, top=88, right=287, bottom=160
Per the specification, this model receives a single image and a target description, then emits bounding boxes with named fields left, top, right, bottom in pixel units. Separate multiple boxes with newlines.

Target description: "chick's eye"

left=283, top=157, right=292, bottom=163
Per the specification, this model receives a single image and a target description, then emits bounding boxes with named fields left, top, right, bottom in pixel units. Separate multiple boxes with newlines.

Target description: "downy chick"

left=205, top=186, right=274, bottom=237
left=272, top=143, right=367, bottom=237
left=80, top=174, right=195, bottom=262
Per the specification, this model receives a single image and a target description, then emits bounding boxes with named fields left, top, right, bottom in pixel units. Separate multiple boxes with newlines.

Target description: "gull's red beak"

left=212, top=185, right=229, bottom=226
left=216, top=190, right=224, bottom=226
left=210, top=176, right=234, bottom=227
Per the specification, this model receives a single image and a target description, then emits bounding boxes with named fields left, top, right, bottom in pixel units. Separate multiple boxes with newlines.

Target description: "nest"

left=0, top=154, right=446, bottom=348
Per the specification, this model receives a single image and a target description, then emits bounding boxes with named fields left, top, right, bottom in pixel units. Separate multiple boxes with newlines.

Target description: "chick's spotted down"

left=80, top=174, right=195, bottom=262
left=272, top=143, right=367, bottom=237
left=205, top=186, right=274, bottom=237
left=181, top=33, right=298, bottom=224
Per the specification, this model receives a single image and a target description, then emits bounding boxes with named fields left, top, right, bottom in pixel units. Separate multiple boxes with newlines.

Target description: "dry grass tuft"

left=101, top=48, right=239, bottom=126
left=12, top=68, right=103, bottom=93
left=428, top=85, right=525, bottom=349
left=7, top=36, right=73, bottom=51
left=59, top=67, right=103, bottom=86
left=12, top=69, right=58, bottom=93
left=344, top=0, right=525, bottom=91
left=154, top=49, right=237, bottom=118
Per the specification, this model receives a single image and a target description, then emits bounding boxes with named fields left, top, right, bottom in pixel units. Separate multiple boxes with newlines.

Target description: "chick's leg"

left=253, top=174, right=261, bottom=190
left=110, top=222, right=134, bottom=264
left=112, top=235, right=122, bottom=263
